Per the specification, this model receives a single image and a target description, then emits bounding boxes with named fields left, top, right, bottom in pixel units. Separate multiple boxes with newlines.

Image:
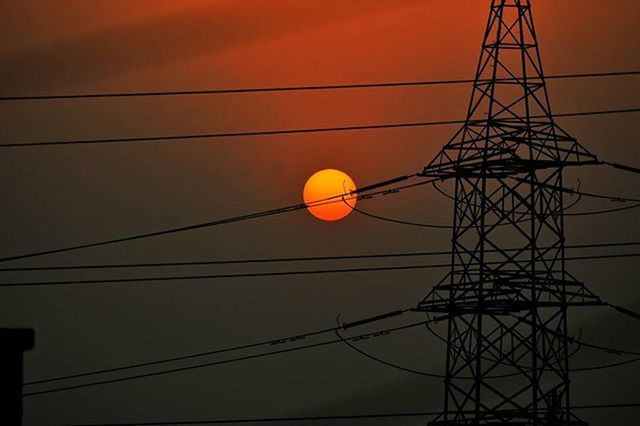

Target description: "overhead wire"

left=2, top=70, right=638, bottom=102
left=350, top=204, right=452, bottom=228
left=607, top=303, right=640, bottom=321
left=567, top=187, right=640, bottom=204
left=511, top=315, right=640, bottom=358
left=66, top=403, right=640, bottom=425
left=342, top=326, right=640, bottom=379
left=4, top=70, right=639, bottom=407
left=28, top=308, right=638, bottom=398
left=337, top=316, right=579, bottom=380
left=0, top=263, right=452, bottom=288
left=3, top=30, right=638, bottom=426
left=25, top=309, right=411, bottom=386
left=0, top=250, right=448, bottom=272
left=431, top=177, right=640, bottom=215
left=2, top=240, right=637, bottom=272
left=566, top=203, right=640, bottom=217
left=3, top=252, right=640, bottom=288
left=603, top=160, right=640, bottom=176
left=0, top=159, right=636, bottom=267
left=349, top=186, right=588, bottom=228
left=571, top=357, right=640, bottom=372
left=333, top=313, right=444, bottom=378
left=506, top=176, right=640, bottom=204
left=421, top=314, right=640, bottom=380
left=23, top=317, right=429, bottom=397
left=0, top=174, right=424, bottom=264
left=1, top=107, right=639, bottom=149
left=22, top=293, right=640, bottom=394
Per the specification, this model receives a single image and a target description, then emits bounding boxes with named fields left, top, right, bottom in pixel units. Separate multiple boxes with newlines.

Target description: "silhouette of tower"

left=417, top=1, right=603, bottom=424
left=0, top=328, right=34, bottom=426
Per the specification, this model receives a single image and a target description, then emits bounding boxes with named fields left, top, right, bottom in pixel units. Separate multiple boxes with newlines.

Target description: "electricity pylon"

left=417, top=1, right=603, bottom=424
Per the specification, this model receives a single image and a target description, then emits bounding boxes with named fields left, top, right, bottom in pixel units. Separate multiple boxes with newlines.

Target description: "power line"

left=507, top=176, right=640, bottom=204
left=352, top=196, right=640, bottom=228
left=1, top=107, right=639, bottom=149
left=66, top=403, right=640, bottom=425
left=510, top=315, right=640, bottom=358
left=0, top=118, right=464, bottom=148
left=0, top=250, right=446, bottom=272
left=569, top=188, right=640, bottom=204
left=608, top=303, right=640, bottom=321
left=23, top=319, right=427, bottom=397
left=603, top=161, right=640, bottom=176
left=4, top=252, right=640, bottom=288
left=0, top=251, right=444, bottom=272
left=571, top=356, right=640, bottom=372
left=0, top=174, right=423, bottom=264
left=424, top=310, right=640, bottom=375
left=2, top=70, right=638, bottom=102
left=0, top=264, right=451, bottom=288
left=26, top=312, right=636, bottom=398
left=573, top=336, right=640, bottom=357
left=4, top=241, right=637, bottom=273
left=340, top=326, right=640, bottom=378
left=351, top=204, right=452, bottom=228
left=566, top=203, right=640, bottom=217
left=433, top=179, right=640, bottom=218
left=334, top=328, right=444, bottom=378
left=574, top=403, right=640, bottom=409
left=24, top=309, right=409, bottom=386
left=24, top=298, right=639, bottom=394
left=69, top=411, right=442, bottom=426
left=434, top=173, right=640, bottom=206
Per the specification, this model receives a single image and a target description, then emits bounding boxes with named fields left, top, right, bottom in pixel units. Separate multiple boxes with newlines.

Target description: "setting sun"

left=303, top=169, right=357, bottom=221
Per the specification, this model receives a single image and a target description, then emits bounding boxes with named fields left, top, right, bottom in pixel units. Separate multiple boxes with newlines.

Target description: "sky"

left=1, top=0, right=639, bottom=425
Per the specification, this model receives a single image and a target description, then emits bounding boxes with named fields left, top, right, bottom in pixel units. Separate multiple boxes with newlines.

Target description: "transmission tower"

left=417, top=1, right=604, bottom=424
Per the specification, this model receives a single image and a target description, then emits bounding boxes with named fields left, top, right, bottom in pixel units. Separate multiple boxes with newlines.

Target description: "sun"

left=303, top=169, right=357, bottom=221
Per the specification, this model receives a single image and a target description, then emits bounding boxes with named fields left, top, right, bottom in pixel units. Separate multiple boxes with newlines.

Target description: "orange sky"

left=1, top=1, right=639, bottom=425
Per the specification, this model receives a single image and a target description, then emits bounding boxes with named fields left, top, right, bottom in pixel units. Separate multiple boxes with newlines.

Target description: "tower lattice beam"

left=417, top=1, right=603, bottom=424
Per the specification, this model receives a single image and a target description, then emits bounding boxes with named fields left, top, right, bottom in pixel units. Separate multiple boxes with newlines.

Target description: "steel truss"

left=417, top=1, right=603, bottom=424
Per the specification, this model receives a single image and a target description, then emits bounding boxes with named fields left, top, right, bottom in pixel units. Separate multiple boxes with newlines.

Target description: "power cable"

left=4, top=252, right=640, bottom=288
left=424, top=313, right=640, bottom=376
left=1, top=108, right=639, bottom=149
left=571, top=357, right=640, bottom=372
left=350, top=204, right=452, bottom=228
left=0, top=161, right=636, bottom=266
left=349, top=188, right=588, bottom=228
left=569, top=188, right=640, bottom=204
left=25, top=309, right=410, bottom=386
left=0, top=174, right=423, bottom=264
left=24, top=302, right=640, bottom=395
left=512, top=315, right=640, bottom=357
left=66, top=403, right=640, bottom=425
left=23, top=318, right=429, bottom=397
left=68, top=411, right=442, bottom=426
left=333, top=314, right=444, bottom=378
left=0, top=264, right=452, bottom=288
left=603, top=161, right=640, bottom=176
left=0, top=251, right=447, bottom=272
left=566, top=203, right=640, bottom=217
left=606, top=303, right=640, bottom=321
left=3, top=70, right=638, bottom=102
left=507, top=176, right=640, bottom=204
left=432, top=178, right=640, bottom=214
left=341, top=325, right=640, bottom=378
left=3, top=240, right=637, bottom=273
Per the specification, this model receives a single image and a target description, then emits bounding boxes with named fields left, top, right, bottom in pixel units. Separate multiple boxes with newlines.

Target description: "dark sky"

left=1, top=1, right=639, bottom=425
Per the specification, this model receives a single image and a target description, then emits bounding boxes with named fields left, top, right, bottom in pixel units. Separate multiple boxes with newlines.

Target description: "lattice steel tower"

left=418, top=1, right=603, bottom=424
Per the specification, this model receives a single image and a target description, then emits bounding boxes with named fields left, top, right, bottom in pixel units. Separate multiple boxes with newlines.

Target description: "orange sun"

left=303, top=169, right=357, bottom=221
